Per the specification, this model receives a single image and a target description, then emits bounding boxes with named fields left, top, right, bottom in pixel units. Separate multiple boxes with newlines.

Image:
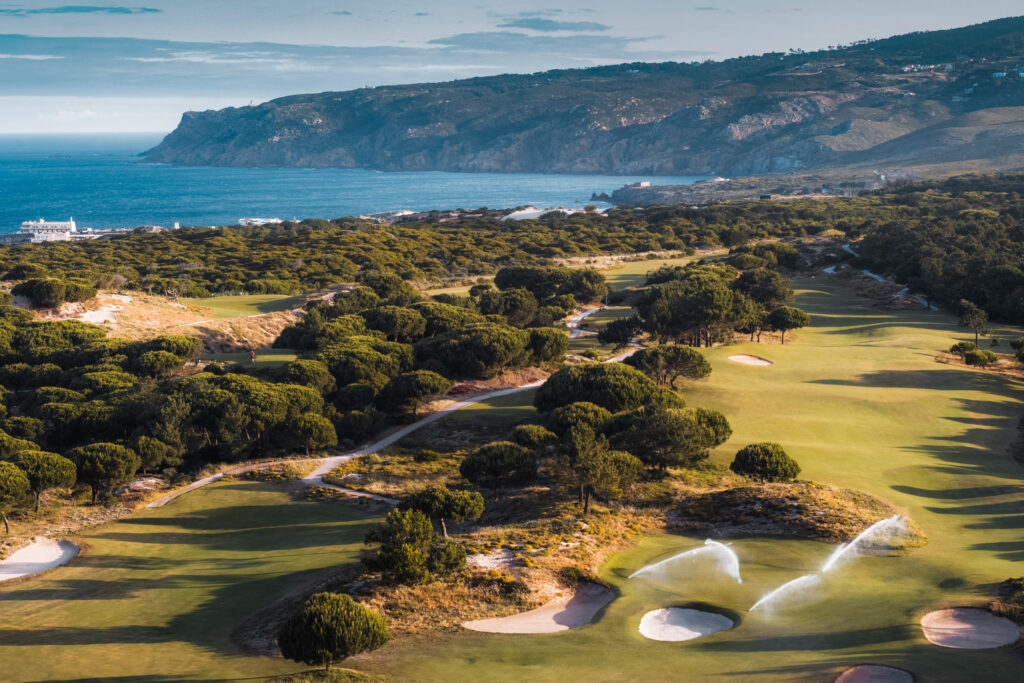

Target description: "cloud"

left=498, top=18, right=610, bottom=32
left=124, top=49, right=330, bottom=72
left=0, top=52, right=64, bottom=59
left=330, top=10, right=352, bottom=15
left=0, top=33, right=715, bottom=103
left=0, top=5, right=160, bottom=16
left=694, top=6, right=722, bottom=11
left=414, top=12, right=429, bottom=17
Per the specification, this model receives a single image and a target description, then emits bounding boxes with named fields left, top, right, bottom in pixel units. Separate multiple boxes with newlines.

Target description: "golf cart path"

left=0, top=537, right=79, bottom=584
left=462, top=582, right=614, bottom=633
left=148, top=307, right=637, bottom=509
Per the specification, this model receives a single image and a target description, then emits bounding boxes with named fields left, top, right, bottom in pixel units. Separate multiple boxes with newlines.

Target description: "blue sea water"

left=0, top=134, right=702, bottom=233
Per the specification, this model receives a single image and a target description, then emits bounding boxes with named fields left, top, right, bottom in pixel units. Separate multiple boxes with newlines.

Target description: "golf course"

left=1, top=274, right=1021, bottom=681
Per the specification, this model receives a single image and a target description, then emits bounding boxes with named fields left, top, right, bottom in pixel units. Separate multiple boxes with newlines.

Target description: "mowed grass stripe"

left=0, top=481, right=380, bottom=681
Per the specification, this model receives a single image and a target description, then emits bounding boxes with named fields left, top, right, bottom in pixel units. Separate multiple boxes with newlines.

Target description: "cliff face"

left=146, top=17, right=1024, bottom=177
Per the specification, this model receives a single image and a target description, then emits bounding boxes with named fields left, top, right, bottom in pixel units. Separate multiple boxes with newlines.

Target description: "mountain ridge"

left=145, top=16, right=1024, bottom=178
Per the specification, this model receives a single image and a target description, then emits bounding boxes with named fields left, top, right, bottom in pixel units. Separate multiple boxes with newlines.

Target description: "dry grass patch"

left=670, top=481, right=925, bottom=546
left=323, top=450, right=465, bottom=498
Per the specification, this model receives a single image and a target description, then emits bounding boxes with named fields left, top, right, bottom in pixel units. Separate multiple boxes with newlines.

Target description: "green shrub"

left=534, top=363, right=680, bottom=413
left=963, top=348, right=998, bottom=367
left=277, top=593, right=389, bottom=671
left=730, top=442, right=801, bottom=482
left=460, top=441, right=538, bottom=493
left=950, top=341, right=977, bottom=359
left=426, top=539, right=467, bottom=575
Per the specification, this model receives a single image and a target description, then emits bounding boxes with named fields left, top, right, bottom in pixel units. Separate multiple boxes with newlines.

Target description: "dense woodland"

left=1, top=174, right=1023, bottom=525
left=3, top=175, right=1024, bottom=320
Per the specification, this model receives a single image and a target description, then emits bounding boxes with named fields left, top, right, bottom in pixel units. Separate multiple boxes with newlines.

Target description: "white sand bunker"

left=462, top=582, right=613, bottom=634
left=920, top=607, right=1020, bottom=649
left=728, top=354, right=774, bottom=367
left=836, top=664, right=914, bottom=682
left=0, top=537, right=79, bottom=583
left=639, top=607, right=734, bottom=642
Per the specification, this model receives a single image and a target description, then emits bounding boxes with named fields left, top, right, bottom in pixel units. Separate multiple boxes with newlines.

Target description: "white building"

left=19, top=218, right=77, bottom=242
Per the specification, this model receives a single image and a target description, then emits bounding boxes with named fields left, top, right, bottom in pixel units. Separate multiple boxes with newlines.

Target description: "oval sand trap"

left=462, top=582, right=613, bottom=634
left=836, top=664, right=914, bottom=682
left=920, top=607, right=1020, bottom=649
left=0, top=537, right=79, bottom=583
left=639, top=607, right=733, bottom=641
left=728, top=354, right=773, bottom=367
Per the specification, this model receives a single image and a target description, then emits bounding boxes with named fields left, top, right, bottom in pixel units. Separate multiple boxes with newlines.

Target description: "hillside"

left=145, top=17, right=1024, bottom=177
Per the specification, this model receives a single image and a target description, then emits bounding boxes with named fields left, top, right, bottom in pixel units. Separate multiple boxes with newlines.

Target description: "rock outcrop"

left=146, top=17, right=1024, bottom=178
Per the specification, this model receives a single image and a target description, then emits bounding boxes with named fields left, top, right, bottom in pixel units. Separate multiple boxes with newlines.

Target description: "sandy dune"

left=462, top=582, right=613, bottom=633
left=638, top=607, right=733, bottom=641
left=0, top=537, right=79, bottom=583
left=920, top=607, right=1020, bottom=648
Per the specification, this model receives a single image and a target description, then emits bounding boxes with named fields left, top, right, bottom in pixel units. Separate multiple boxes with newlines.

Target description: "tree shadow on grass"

left=808, top=368, right=1021, bottom=392
left=891, top=484, right=1024, bottom=500
left=0, top=565, right=347, bottom=651
left=694, top=624, right=918, bottom=653
left=968, top=540, right=1024, bottom=562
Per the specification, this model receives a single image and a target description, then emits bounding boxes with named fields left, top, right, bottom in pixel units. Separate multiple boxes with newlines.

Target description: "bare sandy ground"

left=920, top=607, right=1020, bottom=648
left=0, top=537, right=79, bottom=583
left=835, top=665, right=914, bottom=682
left=461, top=582, right=613, bottom=633
left=638, top=607, right=734, bottom=641
left=728, top=354, right=774, bottom=367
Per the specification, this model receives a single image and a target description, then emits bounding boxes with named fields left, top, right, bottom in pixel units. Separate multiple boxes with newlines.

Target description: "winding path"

left=147, top=307, right=637, bottom=509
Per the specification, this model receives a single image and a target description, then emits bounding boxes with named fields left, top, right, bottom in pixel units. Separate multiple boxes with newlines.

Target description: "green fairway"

left=183, top=294, right=307, bottom=319
left=423, top=282, right=478, bottom=297
left=357, top=277, right=1024, bottom=681
left=4, top=277, right=1023, bottom=682
left=0, top=481, right=379, bottom=682
left=601, top=253, right=714, bottom=290
left=201, top=348, right=299, bottom=367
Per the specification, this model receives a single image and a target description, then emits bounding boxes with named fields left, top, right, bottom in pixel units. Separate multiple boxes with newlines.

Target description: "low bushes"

left=730, top=442, right=800, bottom=482
left=11, top=278, right=96, bottom=308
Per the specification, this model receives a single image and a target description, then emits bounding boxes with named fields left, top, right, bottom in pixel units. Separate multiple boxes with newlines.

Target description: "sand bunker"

left=462, top=582, right=613, bottom=634
left=920, top=607, right=1020, bottom=649
left=835, top=665, right=914, bottom=682
left=0, top=537, right=79, bottom=583
left=638, top=607, right=734, bottom=641
left=728, top=354, right=774, bottom=367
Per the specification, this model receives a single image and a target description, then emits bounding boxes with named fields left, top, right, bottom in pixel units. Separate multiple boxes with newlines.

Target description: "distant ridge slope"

left=146, top=17, right=1024, bottom=177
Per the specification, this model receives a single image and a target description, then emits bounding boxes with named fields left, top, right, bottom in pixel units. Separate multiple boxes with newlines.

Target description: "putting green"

left=600, top=254, right=701, bottom=290
left=0, top=480, right=380, bottom=682
left=183, top=293, right=306, bottom=319
left=201, top=348, right=299, bottom=367
left=357, top=277, right=1024, bottom=681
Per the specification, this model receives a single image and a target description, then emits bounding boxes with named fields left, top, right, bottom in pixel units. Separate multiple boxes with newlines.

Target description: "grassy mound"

left=671, top=482, right=925, bottom=546
left=990, top=577, right=1024, bottom=624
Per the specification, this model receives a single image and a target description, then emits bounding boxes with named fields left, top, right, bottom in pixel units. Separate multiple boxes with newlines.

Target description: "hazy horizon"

left=0, top=1, right=1021, bottom=133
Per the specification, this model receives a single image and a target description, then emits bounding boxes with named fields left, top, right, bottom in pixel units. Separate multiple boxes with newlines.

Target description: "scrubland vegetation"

left=2, top=177, right=1024, bottom=681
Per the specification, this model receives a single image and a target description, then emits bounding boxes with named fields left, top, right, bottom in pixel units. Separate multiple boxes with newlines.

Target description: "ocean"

left=0, top=134, right=702, bottom=233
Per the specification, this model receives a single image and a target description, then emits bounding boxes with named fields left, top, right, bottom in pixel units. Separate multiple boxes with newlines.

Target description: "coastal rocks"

left=143, top=24, right=1024, bottom=179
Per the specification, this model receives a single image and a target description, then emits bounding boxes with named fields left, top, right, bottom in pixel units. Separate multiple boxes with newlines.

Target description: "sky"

left=0, top=1, right=1020, bottom=133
